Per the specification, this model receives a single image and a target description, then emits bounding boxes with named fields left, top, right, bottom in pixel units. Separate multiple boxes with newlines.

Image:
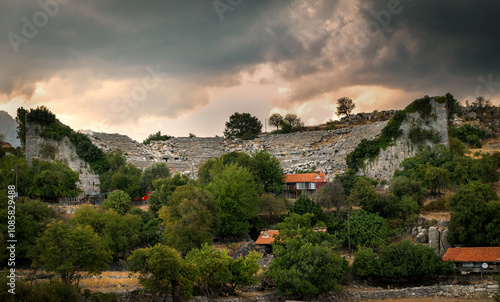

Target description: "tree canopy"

left=336, top=97, right=356, bottom=117
left=206, top=164, right=260, bottom=237
left=159, top=184, right=220, bottom=255
left=139, top=162, right=171, bottom=195
left=128, top=243, right=193, bottom=301
left=268, top=214, right=347, bottom=296
left=30, top=221, right=111, bottom=285
left=448, top=181, right=500, bottom=247
left=102, top=189, right=132, bottom=215
left=223, top=112, right=262, bottom=140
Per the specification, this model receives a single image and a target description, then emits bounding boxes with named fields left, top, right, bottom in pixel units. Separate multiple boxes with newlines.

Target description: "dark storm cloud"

left=0, top=1, right=284, bottom=96
left=351, top=0, right=500, bottom=98
left=2, top=0, right=499, bottom=127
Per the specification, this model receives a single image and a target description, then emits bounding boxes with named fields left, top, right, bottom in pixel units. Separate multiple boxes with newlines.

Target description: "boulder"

left=415, top=231, right=427, bottom=243
left=439, top=228, right=451, bottom=256
left=428, top=227, right=440, bottom=252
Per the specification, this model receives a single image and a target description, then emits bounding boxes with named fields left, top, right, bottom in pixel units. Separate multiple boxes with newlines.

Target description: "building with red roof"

left=442, top=247, right=500, bottom=273
left=283, top=171, right=327, bottom=199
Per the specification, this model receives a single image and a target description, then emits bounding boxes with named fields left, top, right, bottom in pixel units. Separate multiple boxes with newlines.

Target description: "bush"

left=102, top=190, right=132, bottom=215
left=267, top=235, right=348, bottom=297
left=352, top=247, right=379, bottom=278
left=339, top=210, right=391, bottom=247
left=409, top=126, right=441, bottom=145
left=376, top=240, right=453, bottom=281
left=450, top=124, right=485, bottom=148
left=290, top=195, right=327, bottom=225
left=390, top=176, right=426, bottom=206
left=143, top=131, right=173, bottom=145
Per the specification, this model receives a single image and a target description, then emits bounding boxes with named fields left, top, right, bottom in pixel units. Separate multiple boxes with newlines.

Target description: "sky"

left=1, top=0, right=500, bottom=141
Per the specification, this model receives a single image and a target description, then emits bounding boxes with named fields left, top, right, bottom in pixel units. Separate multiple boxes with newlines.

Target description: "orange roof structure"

left=255, top=230, right=280, bottom=245
left=284, top=172, right=326, bottom=183
left=442, top=247, right=500, bottom=262
left=255, top=228, right=328, bottom=245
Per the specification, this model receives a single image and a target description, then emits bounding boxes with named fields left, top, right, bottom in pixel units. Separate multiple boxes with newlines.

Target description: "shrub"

left=102, top=190, right=132, bottom=215
left=376, top=240, right=453, bottom=281
left=143, top=131, right=173, bottom=145
left=352, top=247, right=379, bottom=278
left=408, top=126, right=441, bottom=145
left=450, top=124, right=485, bottom=148
left=267, top=236, right=348, bottom=297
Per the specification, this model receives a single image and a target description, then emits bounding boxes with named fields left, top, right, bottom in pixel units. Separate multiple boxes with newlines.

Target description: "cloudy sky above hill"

left=1, top=0, right=499, bottom=140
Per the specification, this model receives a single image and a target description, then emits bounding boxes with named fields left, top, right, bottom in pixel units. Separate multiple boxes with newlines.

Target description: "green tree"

left=128, top=244, right=193, bottom=301
left=421, top=163, right=450, bottom=194
left=352, top=247, right=379, bottom=278
left=143, top=131, right=173, bottom=145
left=334, top=169, right=358, bottom=196
left=252, top=150, right=284, bottom=194
left=268, top=113, right=284, bottom=131
left=185, top=244, right=261, bottom=298
left=197, top=158, right=223, bottom=186
left=290, top=195, right=327, bottom=225
left=274, top=213, right=339, bottom=247
left=390, top=176, right=426, bottom=206
left=148, top=173, right=190, bottom=216
left=72, top=206, right=141, bottom=260
left=139, top=162, right=171, bottom=195
left=30, top=221, right=111, bottom=285
left=315, top=180, right=348, bottom=212
left=339, top=209, right=391, bottom=247
left=29, top=159, right=82, bottom=201
left=336, top=96, right=355, bottom=117
left=100, top=151, right=141, bottom=198
left=283, top=113, right=303, bottom=129
left=129, top=207, right=162, bottom=247
left=223, top=112, right=262, bottom=140
left=102, top=189, right=132, bottom=215
left=448, top=181, right=500, bottom=247
left=258, top=193, right=288, bottom=224
left=206, top=164, right=260, bottom=237
left=267, top=234, right=348, bottom=296
left=349, top=178, right=378, bottom=210
left=159, top=184, right=220, bottom=255
left=0, top=194, right=56, bottom=261
left=376, top=240, right=453, bottom=281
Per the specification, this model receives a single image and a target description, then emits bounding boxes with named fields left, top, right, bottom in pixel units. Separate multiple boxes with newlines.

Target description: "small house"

left=255, top=230, right=280, bottom=254
left=283, top=171, right=327, bottom=199
left=442, top=247, right=500, bottom=273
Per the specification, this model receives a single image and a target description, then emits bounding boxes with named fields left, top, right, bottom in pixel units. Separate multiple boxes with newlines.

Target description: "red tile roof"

left=255, top=228, right=328, bottom=245
left=442, top=247, right=500, bottom=262
left=284, top=173, right=326, bottom=183
left=255, top=230, right=280, bottom=245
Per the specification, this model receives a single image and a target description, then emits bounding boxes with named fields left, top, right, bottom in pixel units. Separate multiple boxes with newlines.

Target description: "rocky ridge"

left=84, top=121, right=388, bottom=181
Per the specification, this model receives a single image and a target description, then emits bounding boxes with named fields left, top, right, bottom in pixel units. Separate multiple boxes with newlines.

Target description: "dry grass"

left=79, top=271, right=142, bottom=293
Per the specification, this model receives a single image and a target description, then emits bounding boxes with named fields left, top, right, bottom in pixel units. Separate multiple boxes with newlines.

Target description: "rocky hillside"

left=81, top=96, right=451, bottom=182
left=0, top=110, right=20, bottom=147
